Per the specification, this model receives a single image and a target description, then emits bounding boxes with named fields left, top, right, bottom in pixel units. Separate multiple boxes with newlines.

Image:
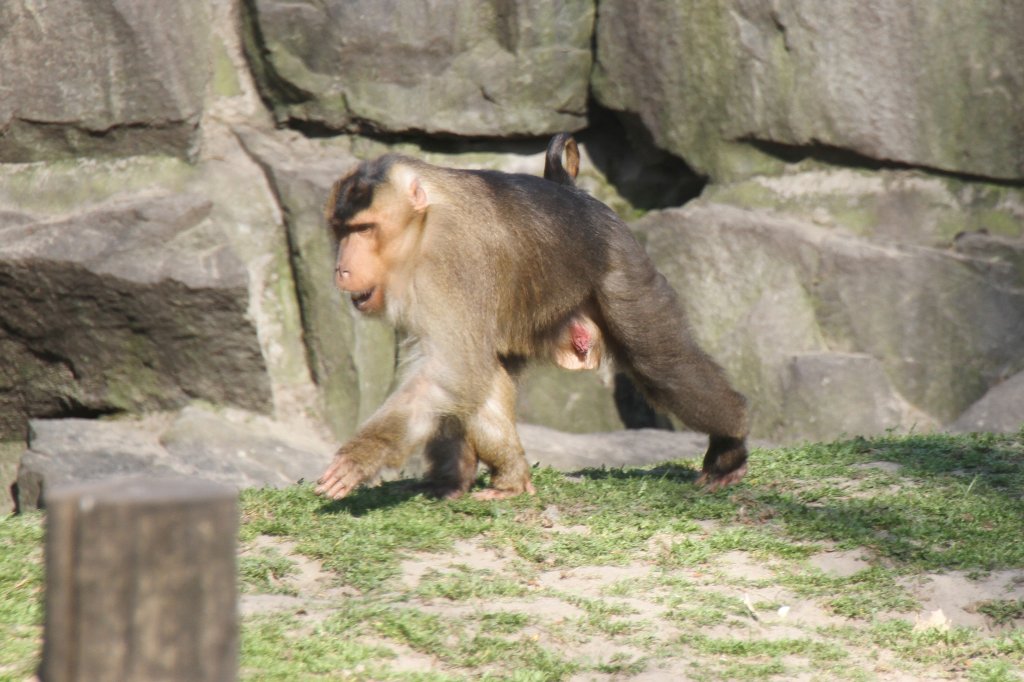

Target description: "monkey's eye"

left=346, top=222, right=376, bottom=235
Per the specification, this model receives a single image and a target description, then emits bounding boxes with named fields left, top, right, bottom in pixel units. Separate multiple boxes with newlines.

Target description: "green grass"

left=240, top=547, right=299, bottom=595
left=0, top=512, right=44, bottom=681
left=979, top=599, right=1024, bottom=626
left=2, top=431, right=1023, bottom=680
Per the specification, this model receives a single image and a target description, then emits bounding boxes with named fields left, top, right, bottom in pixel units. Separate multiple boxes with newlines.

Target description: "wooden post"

left=41, top=477, right=238, bottom=682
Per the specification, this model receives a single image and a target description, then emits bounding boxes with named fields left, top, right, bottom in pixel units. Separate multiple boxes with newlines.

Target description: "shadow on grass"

left=570, top=461, right=702, bottom=484
left=572, top=432, right=1024, bottom=572
left=314, top=479, right=437, bottom=517
left=306, top=432, right=1023, bottom=571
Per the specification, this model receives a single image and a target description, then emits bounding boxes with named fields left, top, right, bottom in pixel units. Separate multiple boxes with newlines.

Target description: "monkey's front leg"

left=316, top=435, right=391, bottom=500
left=316, top=373, right=444, bottom=500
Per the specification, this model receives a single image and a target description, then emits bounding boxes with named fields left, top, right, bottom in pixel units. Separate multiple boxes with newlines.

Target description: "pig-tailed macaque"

left=315, top=135, right=750, bottom=501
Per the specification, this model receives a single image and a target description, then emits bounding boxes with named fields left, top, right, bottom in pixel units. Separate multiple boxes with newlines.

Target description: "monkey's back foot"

left=697, top=435, right=749, bottom=491
left=696, top=463, right=748, bottom=492
left=404, top=478, right=473, bottom=500
left=471, top=479, right=536, bottom=501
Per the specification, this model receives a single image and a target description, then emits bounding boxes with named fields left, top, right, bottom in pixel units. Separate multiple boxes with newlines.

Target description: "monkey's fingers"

left=315, top=471, right=363, bottom=499
left=314, top=457, right=364, bottom=499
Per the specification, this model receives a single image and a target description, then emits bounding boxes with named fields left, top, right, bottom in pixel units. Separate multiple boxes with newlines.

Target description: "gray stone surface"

left=702, top=167, right=1024, bottom=246
left=14, top=409, right=707, bottom=510
left=519, top=424, right=705, bottom=472
left=0, top=441, right=25, bottom=515
left=516, top=366, right=626, bottom=434
left=1, top=0, right=1022, bottom=457
left=781, top=353, right=931, bottom=442
left=0, top=0, right=210, bottom=161
left=242, top=0, right=594, bottom=136
left=16, top=407, right=331, bottom=511
left=593, top=0, right=1024, bottom=181
left=634, top=202, right=1024, bottom=442
left=0, top=192, right=271, bottom=439
left=948, top=370, right=1024, bottom=434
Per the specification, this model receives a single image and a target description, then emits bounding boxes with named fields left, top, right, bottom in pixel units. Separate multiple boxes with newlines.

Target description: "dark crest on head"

left=325, top=155, right=400, bottom=227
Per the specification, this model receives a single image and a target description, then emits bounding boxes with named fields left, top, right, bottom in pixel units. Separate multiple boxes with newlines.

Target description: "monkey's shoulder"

left=468, top=169, right=614, bottom=218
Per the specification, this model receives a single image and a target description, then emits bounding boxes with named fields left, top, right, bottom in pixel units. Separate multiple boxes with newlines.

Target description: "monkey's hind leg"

left=419, top=417, right=480, bottom=500
left=465, top=367, right=535, bottom=500
left=598, top=257, right=750, bottom=490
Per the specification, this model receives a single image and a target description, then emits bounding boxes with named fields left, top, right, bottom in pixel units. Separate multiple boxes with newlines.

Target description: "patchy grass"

left=2, top=431, right=1023, bottom=680
left=0, top=512, right=44, bottom=681
left=240, top=546, right=300, bottom=596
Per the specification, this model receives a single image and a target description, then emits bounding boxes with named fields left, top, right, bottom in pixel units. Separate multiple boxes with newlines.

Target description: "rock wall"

left=1, top=0, right=1021, bottom=445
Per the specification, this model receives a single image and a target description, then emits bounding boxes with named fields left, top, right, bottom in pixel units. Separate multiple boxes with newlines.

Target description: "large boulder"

left=593, top=0, right=1024, bottom=181
left=0, top=0, right=210, bottom=162
left=0, top=127, right=320, bottom=440
left=948, top=370, right=1024, bottom=434
left=242, top=0, right=594, bottom=136
left=15, top=406, right=332, bottom=511
left=634, top=200, right=1024, bottom=442
left=0, top=193, right=270, bottom=439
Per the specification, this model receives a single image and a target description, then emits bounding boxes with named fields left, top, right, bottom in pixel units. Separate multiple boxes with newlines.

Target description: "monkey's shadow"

left=314, top=463, right=703, bottom=516
left=314, top=480, right=435, bottom=517
left=568, top=462, right=701, bottom=484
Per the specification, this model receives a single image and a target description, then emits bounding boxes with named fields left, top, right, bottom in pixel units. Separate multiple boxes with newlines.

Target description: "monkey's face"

left=326, top=160, right=430, bottom=317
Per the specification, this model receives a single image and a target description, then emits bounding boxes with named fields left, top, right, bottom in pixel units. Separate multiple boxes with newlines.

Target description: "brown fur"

left=542, top=134, right=605, bottom=372
left=315, top=137, right=749, bottom=501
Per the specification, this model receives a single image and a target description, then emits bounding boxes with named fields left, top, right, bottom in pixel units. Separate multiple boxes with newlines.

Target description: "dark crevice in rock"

left=238, top=0, right=315, bottom=114
left=744, top=138, right=1024, bottom=188
left=0, top=117, right=200, bottom=163
left=288, top=115, right=553, bottom=151
left=580, top=102, right=707, bottom=210
left=48, top=398, right=124, bottom=422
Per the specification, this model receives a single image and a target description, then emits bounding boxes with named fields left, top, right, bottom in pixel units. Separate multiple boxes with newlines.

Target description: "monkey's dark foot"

left=471, top=480, right=536, bottom=501
left=697, top=435, right=748, bottom=492
left=315, top=453, right=370, bottom=500
left=406, top=478, right=472, bottom=500
left=696, top=463, right=748, bottom=492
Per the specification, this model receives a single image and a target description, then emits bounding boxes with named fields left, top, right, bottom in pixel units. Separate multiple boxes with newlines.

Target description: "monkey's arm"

left=315, top=373, right=438, bottom=499
left=315, top=341, right=496, bottom=500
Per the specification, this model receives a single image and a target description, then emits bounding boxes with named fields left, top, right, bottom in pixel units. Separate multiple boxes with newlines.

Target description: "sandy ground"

left=239, top=520, right=1024, bottom=681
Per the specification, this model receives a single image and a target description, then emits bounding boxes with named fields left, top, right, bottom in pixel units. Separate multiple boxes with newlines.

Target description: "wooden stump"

left=41, top=477, right=238, bottom=682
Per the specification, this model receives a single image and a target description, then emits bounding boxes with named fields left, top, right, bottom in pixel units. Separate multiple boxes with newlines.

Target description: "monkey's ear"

left=394, top=165, right=430, bottom=212
left=409, top=178, right=429, bottom=212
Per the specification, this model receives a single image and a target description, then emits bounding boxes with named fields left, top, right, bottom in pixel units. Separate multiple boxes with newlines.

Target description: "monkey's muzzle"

left=350, top=287, right=375, bottom=311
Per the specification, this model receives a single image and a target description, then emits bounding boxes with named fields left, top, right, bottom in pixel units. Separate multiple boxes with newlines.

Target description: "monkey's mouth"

left=350, top=288, right=376, bottom=311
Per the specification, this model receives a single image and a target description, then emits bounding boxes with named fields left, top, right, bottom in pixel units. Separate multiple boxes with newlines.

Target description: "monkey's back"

left=425, top=166, right=643, bottom=353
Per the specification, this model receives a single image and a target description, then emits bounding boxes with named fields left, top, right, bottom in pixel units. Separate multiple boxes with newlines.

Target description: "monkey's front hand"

left=315, top=449, right=372, bottom=500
